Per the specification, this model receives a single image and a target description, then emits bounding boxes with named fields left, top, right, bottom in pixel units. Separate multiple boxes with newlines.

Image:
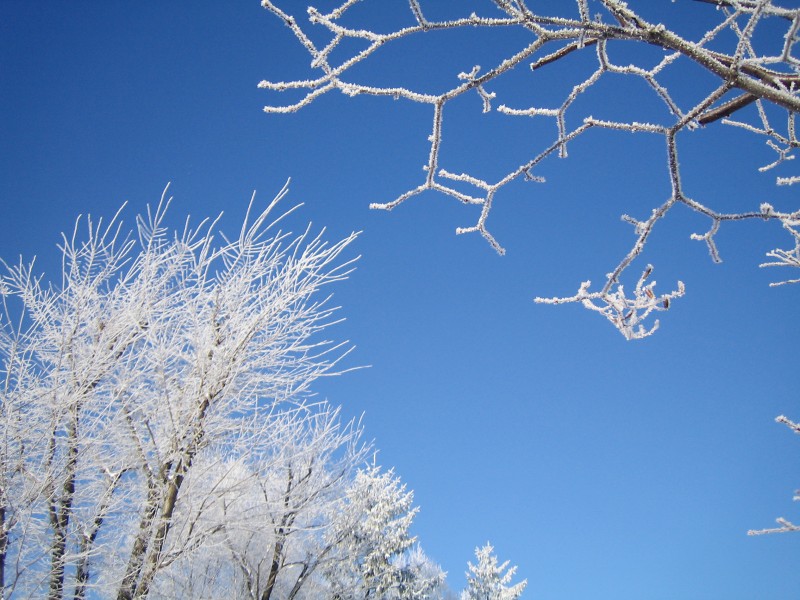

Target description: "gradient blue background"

left=1, top=2, right=798, bottom=597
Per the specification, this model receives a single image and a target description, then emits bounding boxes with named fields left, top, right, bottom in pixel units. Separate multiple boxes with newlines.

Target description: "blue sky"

left=1, top=1, right=799, bottom=597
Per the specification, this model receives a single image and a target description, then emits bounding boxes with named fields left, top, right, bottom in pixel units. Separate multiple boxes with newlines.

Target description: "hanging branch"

left=260, top=0, right=800, bottom=339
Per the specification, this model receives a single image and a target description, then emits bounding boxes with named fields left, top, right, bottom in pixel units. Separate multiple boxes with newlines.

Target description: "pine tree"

left=461, top=543, right=526, bottom=600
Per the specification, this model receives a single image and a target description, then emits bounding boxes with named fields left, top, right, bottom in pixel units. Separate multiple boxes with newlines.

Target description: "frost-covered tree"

left=461, top=543, right=526, bottom=600
left=149, top=404, right=369, bottom=600
left=324, top=465, right=446, bottom=599
left=153, top=456, right=446, bottom=600
left=0, top=183, right=365, bottom=599
left=0, top=182, right=489, bottom=598
left=260, top=0, right=800, bottom=340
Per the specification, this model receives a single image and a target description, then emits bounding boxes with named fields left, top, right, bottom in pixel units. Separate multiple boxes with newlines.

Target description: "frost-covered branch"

left=748, top=414, right=800, bottom=536
left=759, top=205, right=800, bottom=285
left=261, top=0, right=800, bottom=338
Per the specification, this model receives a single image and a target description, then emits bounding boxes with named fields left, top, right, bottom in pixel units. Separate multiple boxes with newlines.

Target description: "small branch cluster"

left=759, top=203, right=800, bottom=285
left=747, top=414, right=800, bottom=536
left=535, top=264, right=685, bottom=340
left=261, top=0, right=800, bottom=337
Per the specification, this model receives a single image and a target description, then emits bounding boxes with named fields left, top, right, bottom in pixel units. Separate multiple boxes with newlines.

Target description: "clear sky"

left=1, top=1, right=799, bottom=598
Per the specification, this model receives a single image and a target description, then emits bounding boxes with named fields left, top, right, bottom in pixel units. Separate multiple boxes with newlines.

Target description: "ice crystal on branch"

left=535, top=264, right=685, bottom=340
left=759, top=205, right=800, bottom=285
left=260, top=0, right=800, bottom=337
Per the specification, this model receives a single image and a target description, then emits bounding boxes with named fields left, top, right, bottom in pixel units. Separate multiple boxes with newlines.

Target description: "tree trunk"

left=119, top=390, right=215, bottom=600
left=116, top=478, right=161, bottom=600
left=48, top=406, right=81, bottom=600
left=0, top=496, right=6, bottom=597
left=261, top=536, right=285, bottom=600
left=131, top=461, right=188, bottom=600
left=73, top=470, right=122, bottom=600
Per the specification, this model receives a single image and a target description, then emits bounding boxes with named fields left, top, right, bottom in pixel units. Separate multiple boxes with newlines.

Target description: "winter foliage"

left=12, top=0, right=800, bottom=595
left=259, top=0, right=800, bottom=340
left=0, top=184, right=469, bottom=598
left=323, top=465, right=446, bottom=599
left=461, top=544, right=526, bottom=600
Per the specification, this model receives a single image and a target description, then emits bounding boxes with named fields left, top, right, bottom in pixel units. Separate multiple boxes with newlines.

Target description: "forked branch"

left=261, top=0, right=800, bottom=338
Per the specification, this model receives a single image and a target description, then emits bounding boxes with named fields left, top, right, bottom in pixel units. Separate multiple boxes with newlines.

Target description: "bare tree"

left=150, top=430, right=448, bottom=600
left=150, top=403, right=369, bottom=600
left=0, top=183, right=362, bottom=599
left=259, top=0, right=800, bottom=340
